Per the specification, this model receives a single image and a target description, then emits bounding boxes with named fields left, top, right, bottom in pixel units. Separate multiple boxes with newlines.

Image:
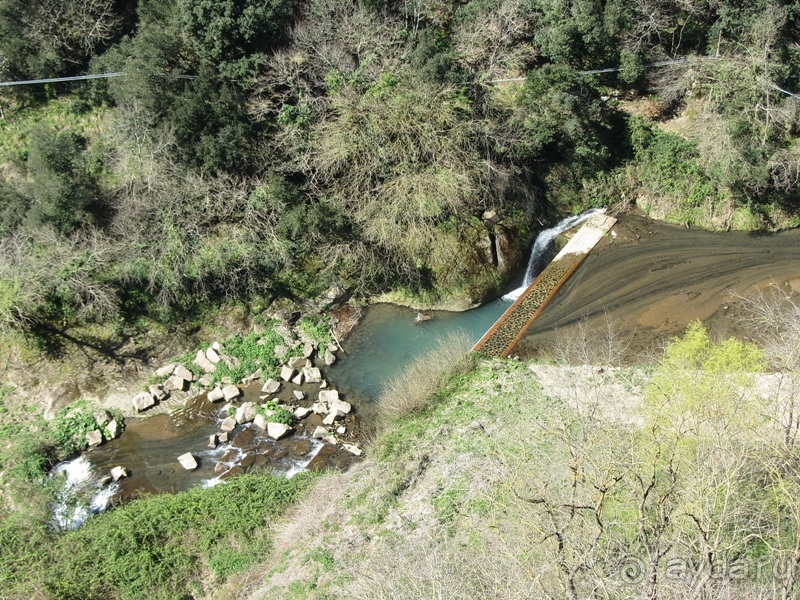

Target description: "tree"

left=178, top=0, right=299, bottom=79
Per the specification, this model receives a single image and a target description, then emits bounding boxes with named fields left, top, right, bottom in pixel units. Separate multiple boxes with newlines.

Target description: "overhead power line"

left=0, top=72, right=124, bottom=87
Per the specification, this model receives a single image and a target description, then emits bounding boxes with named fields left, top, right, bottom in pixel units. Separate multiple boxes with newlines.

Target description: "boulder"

left=291, top=372, right=304, bottom=386
left=149, top=384, right=167, bottom=401
left=303, top=367, right=322, bottom=384
left=322, top=435, right=338, bottom=445
left=198, top=374, right=213, bottom=387
left=320, top=379, right=328, bottom=389
left=330, top=398, right=352, bottom=416
left=293, top=390, right=306, bottom=401
left=93, top=410, right=111, bottom=428
left=165, top=374, right=188, bottom=392
left=318, top=389, right=340, bottom=404
left=155, top=363, right=176, bottom=378
left=211, top=341, right=222, bottom=352
left=288, top=356, right=308, bottom=370
left=106, top=419, right=120, bottom=439
left=207, top=387, right=225, bottom=402
left=86, top=429, right=103, bottom=447
left=315, top=283, right=348, bottom=311
left=208, top=434, right=218, bottom=449
left=110, top=466, right=128, bottom=481
left=311, top=402, right=327, bottom=415
left=177, top=452, right=198, bottom=470
left=132, top=391, right=156, bottom=412
left=324, top=348, right=337, bottom=366
left=294, top=406, right=312, bottom=419
left=220, top=417, right=237, bottom=433
left=342, top=443, right=363, bottom=456
left=249, top=368, right=263, bottom=381
left=312, top=426, right=328, bottom=439
left=322, top=412, right=339, bottom=426
left=222, top=385, right=241, bottom=401
left=303, top=342, right=315, bottom=358
left=280, top=366, right=295, bottom=382
left=274, top=345, right=288, bottom=359
left=218, top=432, right=229, bottom=444
left=336, top=426, right=347, bottom=435
left=253, top=414, right=268, bottom=430
left=261, top=378, right=280, bottom=394
left=267, top=422, right=291, bottom=440
left=214, top=462, right=228, bottom=475
left=194, top=350, right=216, bottom=373
left=173, top=364, right=194, bottom=382
left=206, top=347, right=222, bottom=364
left=327, top=343, right=338, bottom=354
left=235, top=402, right=257, bottom=424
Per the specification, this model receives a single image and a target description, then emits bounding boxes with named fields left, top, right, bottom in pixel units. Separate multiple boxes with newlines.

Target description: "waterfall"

left=504, top=208, right=606, bottom=301
left=51, top=456, right=118, bottom=530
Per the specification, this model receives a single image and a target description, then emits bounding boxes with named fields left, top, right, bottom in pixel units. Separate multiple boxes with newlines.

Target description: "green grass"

left=0, top=471, right=316, bottom=599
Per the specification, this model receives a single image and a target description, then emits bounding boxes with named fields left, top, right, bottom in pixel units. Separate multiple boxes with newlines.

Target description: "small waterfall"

left=504, top=208, right=606, bottom=301
left=51, top=456, right=118, bottom=530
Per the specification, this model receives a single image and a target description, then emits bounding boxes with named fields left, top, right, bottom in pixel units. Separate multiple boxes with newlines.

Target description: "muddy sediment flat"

left=518, top=212, right=800, bottom=360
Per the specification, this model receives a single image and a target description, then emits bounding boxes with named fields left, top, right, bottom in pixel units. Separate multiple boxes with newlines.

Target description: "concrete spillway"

left=473, top=213, right=617, bottom=357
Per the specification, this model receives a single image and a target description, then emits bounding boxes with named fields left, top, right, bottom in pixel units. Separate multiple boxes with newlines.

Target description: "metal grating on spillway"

left=473, top=214, right=617, bottom=357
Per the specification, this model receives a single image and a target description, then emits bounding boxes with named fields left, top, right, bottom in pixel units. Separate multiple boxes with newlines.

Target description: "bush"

left=258, top=400, right=295, bottom=425
left=52, top=399, right=98, bottom=456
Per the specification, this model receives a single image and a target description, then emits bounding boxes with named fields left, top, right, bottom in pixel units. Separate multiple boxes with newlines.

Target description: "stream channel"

left=51, top=210, right=800, bottom=529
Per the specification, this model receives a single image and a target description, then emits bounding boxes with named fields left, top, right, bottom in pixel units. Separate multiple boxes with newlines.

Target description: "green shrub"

left=258, top=400, right=295, bottom=425
left=52, top=399, right=97, bottom=456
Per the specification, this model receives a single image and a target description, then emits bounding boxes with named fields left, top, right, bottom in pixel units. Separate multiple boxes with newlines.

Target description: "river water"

left=51, top=210, right=800, bottom=527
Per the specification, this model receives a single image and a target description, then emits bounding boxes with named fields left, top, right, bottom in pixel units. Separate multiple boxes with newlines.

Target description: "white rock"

left=198, top=374, right=213, bottom=387
left=311, top=402, right=327, bottom=415
left=253, top=414, right=268, bottom=430
left=207, top=387, right=225, bottom=402
left=267, top=422, right=291, bottom=440
left=93, top=410, right=111, bottom=427
left=110, top=466, right=128, bottom=481
left=320, top=379, right=328, bottom=389
left=312, top=426, right=327, bottom=439
left=288, top=356, right=307, bottom=370
left=173, top=364, right=194, bottom=382
left=212, top=341, right=222, bottom=352
left=324, top=348, right=337, bottom=366
left=208, top=434, right=218, bottom=449
left=106, top=419, right=120, bottom=439
left=336, top=426, right=346, bottom=435
left=177, top=452, right=198, bottom=470
left=165, top=374, right=187, bottom=392
left=291, top=372, right=304, bottom=385
left=303, top=342, right=315, bottom=358
left=155, top=363, right=176, bottom=378
left=280, top=366, right=295, bottom=382
left=222, top=385, right=241, bottom=401
left=322, top=412, right=339, bottom=426
left=149, top=384, right=167, bottom=401
left=262, top=378, right=280, bottom=394
left=220, top=417, right=237, bottom=432
left=218, top=431, right=229, bottom=443
left=322, top=435, right=337, bottom=445
left=86, top=429, right=103, bottom=447
left=235, top=402, right=257, bottom=424
left=318, top=389, right=340, bottom=404
left=206, top=347, right=222, bottom=364
left=293, top=390, right=306, bottom=401
left=342, top=443, right=362, bottom=456
left=303, top=367, right=322, bottom=383
left=132, top=391, right=156, bottom=412
left=294, top=406, right=312, bottom=419
left=330, top=398, right=352, bottom=416
left=194, top=350, right=217, bottom=373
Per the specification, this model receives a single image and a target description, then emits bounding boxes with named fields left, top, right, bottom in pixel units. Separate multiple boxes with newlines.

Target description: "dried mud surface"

left=519, top=212, right=800, bottom=360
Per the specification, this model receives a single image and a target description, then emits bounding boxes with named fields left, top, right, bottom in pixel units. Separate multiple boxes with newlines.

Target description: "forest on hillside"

left=1, top=0, right=799, bottom=344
